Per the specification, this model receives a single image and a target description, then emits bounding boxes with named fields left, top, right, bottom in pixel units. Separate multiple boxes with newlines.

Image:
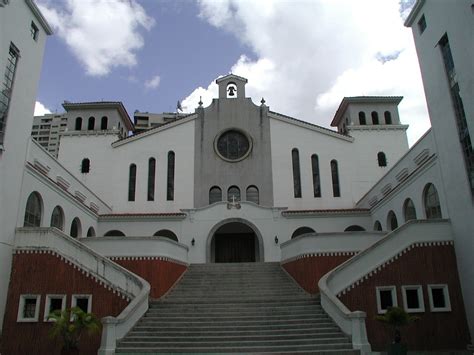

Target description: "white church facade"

left=0, top=1, right=472, bottom=354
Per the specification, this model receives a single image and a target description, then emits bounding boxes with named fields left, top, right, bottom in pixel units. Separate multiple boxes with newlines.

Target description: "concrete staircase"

left=116, top=262, right=358, bottom=354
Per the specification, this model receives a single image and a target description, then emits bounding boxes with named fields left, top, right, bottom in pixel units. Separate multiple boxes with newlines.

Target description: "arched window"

left=88, top=116, right=95, bottom=130
left=227, top=186, right=240, bottom=202
left=371, top=111, right=379, bottom=125
left=104, top=230, right=125, bottom=237
left=101, top=116, right=108, bottom=130
left=344, top=225, right=366, bottom=231
left=359, top=112, right=366, bottom=125
left=153, top=229, right=178, bottom=242
left=377, top=152, right=387, bottom=167
left=291, top=148, right=302, bottom=198
left=50, top=206, right=64, bottom=231
left=167, top=151, right=175, bottom=201
left=75, top=117, right=82, bottom=131
left=209, top=186, right=222, bottom=204
left=291, top=226, right=316, bottom=239
left=374, top=221, right=382, bottom=231
left=81, top=158, right=90, bottom=173
left=387, top=211, right=398, bottom=231
left=384, top=111, right=392, bottom=124
left=70, top=217, right=81, bottom=238
left=24, top=192, right=42, bottom=227
left=424, top=183, right=442, bottom=219
left=331, top=160, right=340, bottom=197
left=128, top=164, right=136, bottom=201
left=147, top=158, right=155, bottom=201
left=311, top=154, right=321, bottom=197
left=403, top=198, right=417, bottom=222
left=246, top=185, right=259, bottom=204
left=87, top=227, right=96, bottom=237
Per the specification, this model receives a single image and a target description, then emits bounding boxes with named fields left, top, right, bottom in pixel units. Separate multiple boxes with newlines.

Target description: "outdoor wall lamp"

left=191, top=238, right=195, bottom=246
left=274, top=236, right=279, bottom=244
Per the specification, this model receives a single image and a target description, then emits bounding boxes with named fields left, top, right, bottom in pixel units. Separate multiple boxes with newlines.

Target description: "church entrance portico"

left=206, top=218, right=264, bottom=263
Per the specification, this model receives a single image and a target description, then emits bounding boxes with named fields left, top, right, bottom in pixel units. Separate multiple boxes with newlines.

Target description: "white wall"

left=270, top=115, right=409, bottom=209
left=407, top=0, right=474, bottom=337
left=59, top=119, right=195, bottom=213
left=0, top=0, right=50, bottom=331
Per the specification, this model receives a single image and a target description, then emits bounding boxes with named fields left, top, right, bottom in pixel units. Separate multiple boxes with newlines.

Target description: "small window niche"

left=428, top=284, right=451, bottom=312
left=44, top=294, right=66, bottom=321
left=72, top=294, right=92, bottom=313
left=418, top=14, right=427, bottom=34
left=226, top=82, right=237, bottom=98
left=376, top=286, right=397, bottom=314
left=402, top=285, right=425, bottom=313
left=30, top=21, right=39, bottom=41
left=17, top=294, right=41, bottom=322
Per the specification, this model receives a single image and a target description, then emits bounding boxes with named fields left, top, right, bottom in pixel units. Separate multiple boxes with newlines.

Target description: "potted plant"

left=375, top=306, right=419, bottom=355
left=48, top=307, right=101, bottom=355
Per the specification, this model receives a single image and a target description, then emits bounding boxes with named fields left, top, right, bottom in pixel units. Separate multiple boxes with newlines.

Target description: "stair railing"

left=14, top=227, right=150, bottom=355
left=318, top=219, right=453, bottom=355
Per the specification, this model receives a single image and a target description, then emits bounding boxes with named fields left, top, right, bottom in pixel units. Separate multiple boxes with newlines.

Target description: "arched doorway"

left=207, top=219, right=263, bottom=263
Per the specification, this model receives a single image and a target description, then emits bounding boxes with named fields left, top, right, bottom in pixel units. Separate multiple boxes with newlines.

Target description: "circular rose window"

left=215, top=129, right=252, bottom=162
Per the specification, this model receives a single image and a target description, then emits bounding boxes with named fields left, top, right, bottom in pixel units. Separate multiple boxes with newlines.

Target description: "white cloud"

left=144, top=75, right=161, bottom=90
left=37, top=0, right=155, bottom=76
left=34, top=101, right=51, bottom=116
left=188, top=0, right=428, bottom=145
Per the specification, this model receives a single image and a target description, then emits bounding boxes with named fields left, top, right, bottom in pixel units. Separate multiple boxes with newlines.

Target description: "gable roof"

left=112, top=112, right=197, bottom=147
left=216, top=73, right=248, bottom=84
left=268, top=111, right=353, bottom=142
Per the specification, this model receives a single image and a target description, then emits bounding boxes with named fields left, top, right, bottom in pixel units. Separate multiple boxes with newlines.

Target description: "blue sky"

left=35, top=0, right=429, bottom=145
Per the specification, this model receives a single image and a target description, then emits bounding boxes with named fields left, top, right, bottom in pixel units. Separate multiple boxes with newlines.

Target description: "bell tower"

left=216, top=74, right=248, bottom=100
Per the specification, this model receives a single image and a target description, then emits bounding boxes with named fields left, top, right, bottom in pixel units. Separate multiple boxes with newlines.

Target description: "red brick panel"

left=113, top=258, right=187, bottom=298
left=338, top=245, right=470, bottom=351
left=282, top=254, right=352, bottom=294
left=1, top=252, right=129, bottom=355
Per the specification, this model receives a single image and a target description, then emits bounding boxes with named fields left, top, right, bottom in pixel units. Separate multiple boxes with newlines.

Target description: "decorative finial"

left=261, top=97, right=266, bottom=105
left=198, top=96, right=203, bottom=107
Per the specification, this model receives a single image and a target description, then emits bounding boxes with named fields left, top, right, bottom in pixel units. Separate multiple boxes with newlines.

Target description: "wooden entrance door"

left=214, top=233, right=256, bottom=263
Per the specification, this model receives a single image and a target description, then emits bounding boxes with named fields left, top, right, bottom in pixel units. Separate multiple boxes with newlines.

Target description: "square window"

left=428, top=285, right=451, bottom=312
left=418, top=14, right=426, bottom=34
left=402, top=285, right=425, bottom=313
left=376, top=286, right=397, bottom=314
left=44, top=295, right=66, bottom=321
left=71, top=294, right=92, bottom=313
left=17, top=295, right=41, bottom=322
left=30, top=21, right=39, bottom=41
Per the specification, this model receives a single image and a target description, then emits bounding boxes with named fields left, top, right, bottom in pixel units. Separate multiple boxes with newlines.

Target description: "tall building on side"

left=31, top=113, right=68, bottom=156
left=405, top=0, right=474, bottom=340
left=0, top=0, right=52, bottom=332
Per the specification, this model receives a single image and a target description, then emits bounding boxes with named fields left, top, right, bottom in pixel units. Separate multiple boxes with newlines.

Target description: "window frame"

left=128, top=164, right=137, bottom=202
left=209, top=186, right=222, bottom=204
left=402, top=285, right=425, bottom=313
left=291, top=148, right=302, bottom=198
left=17, top=294, right=41, bottom=322
left=311, top=154, right=321, bottom=197
left=330, top=159, right=340, bottom=197
left=44, top=294, right=67, bottom=321
left=427, top=284, right=451, bottom=312
left=166, top=151, right=175, bottom=201
left=376, top=286, right=398, bottom=314
left=147, top=157, right=156, bottom=201
left=71, top=294, right=92, bottom=314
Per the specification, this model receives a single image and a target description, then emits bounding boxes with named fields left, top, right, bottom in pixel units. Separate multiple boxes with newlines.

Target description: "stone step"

left=144, top=308, right=325, bottom=317
left=137, top=318, right=335, bottom=327
left=127, top=327, right=340, bottom=337
left=122, top=332, right=346, bottom=343
left=117, top=262, right=353, bottom=354
left=116, top=343, right=354, bottom=353
left=152, top=298, right=320, bottom=307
